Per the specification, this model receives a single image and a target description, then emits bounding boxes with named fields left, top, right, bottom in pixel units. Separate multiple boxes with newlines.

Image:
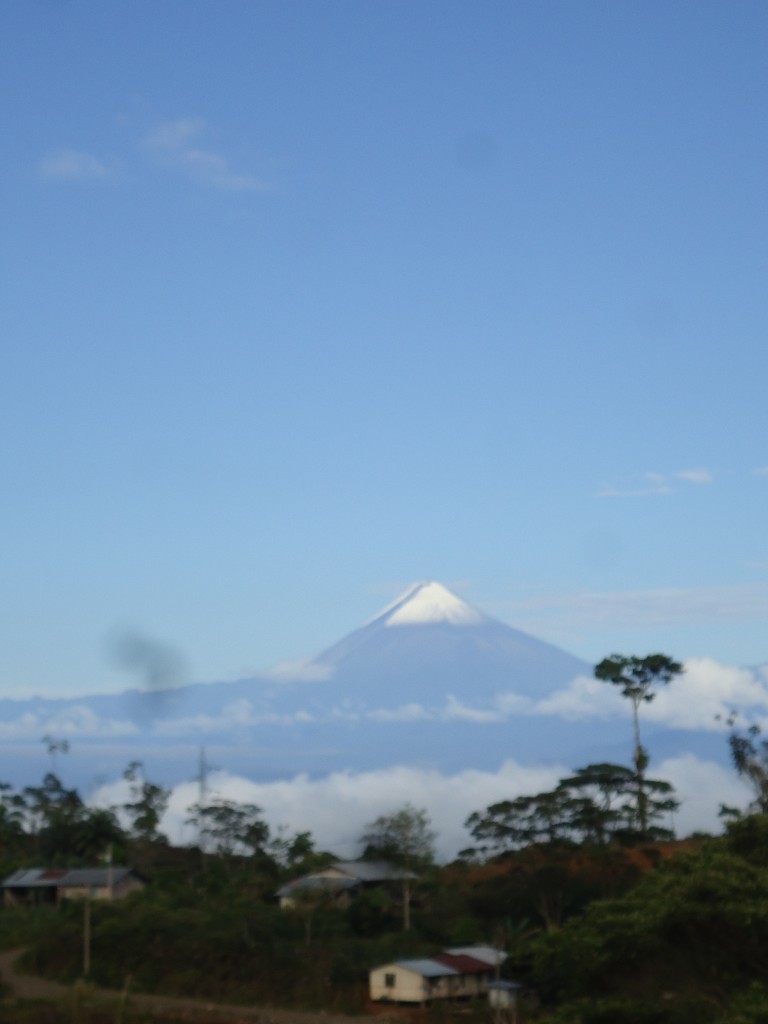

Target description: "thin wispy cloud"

left=753, top=467, right=768, bottom=477
left=153, top=700, right=315, bottom=735
left=0, top=705, right=137, bottom=740
left=367, top=703, right=431, bottom=722
left=265, top=659, right=333, bottom=683
left=142, top=118, right=269, bottom=192
left=443, top=695, right=503, bottom=723
left=598, top=467, right=713, bottom=497
left=501, top=582, right=768, bottom=633
left=38, top=148, right=113, bottom=181
left=675, top=468, right=713, bottom=484
left=597, top=472, right=672, bottom=498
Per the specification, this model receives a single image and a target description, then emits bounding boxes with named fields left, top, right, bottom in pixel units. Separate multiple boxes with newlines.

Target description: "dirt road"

left=0, top=948, right=382, bottom=1024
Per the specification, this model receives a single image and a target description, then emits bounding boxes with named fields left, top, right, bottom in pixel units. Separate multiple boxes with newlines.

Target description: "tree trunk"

left=631, top=699, right=648, bottom=836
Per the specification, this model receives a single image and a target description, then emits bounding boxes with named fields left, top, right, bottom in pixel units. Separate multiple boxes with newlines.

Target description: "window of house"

left=385, top=973, right=396, bottom=988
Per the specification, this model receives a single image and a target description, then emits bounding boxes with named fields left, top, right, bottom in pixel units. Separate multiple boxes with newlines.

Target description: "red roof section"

left=433, top=953, right=492, bottom=975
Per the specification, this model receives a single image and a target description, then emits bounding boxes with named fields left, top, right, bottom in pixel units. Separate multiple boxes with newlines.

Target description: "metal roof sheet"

left=2, top=867, right=136, bottom=889
left=392, top=959, right=458, bottom=978
left=331, top=860, right=417, bottom=882
left=433, top=953, right=493, bottom=974
left=446, top=945, right=507, bottom=966
left=277, top=860, right=417, bottom=898
left=276, top=876, right=358, bottom=898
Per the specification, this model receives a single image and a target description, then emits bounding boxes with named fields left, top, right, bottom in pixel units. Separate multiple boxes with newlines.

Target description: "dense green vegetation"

left=530, top=820, right=768, bottom=1022
left=5, top=765, right=768, bottom=1022
left=2, top=654, right=768, bottom=1022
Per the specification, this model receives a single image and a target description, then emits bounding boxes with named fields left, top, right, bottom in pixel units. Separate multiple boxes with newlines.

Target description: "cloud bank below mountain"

left=92, top=755, right=751, bottom=862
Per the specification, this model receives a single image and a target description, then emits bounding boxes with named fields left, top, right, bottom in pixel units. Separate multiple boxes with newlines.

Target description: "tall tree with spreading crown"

left=594, top=653, right=683, bottom=836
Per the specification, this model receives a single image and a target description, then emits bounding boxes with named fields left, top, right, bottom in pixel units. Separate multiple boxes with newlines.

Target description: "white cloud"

left=331, top=692, right=532, bottom=725
left=143, top=119, right=201, bottom=150
left=753, top=467, right=768, bottom=477
left=645, top=658, right=768, bottom=730
left=534, top=675, right=624, bottom=720
left=39, top=149, right=112, bottom=181
left=153, top=699, right=314, bottom=735
left=142, top=690, right=541, bottom=730
left=142, top=761, right=567, bottom=862
left=438, top=692, right=530, bottom=722
left=493, top=692, right=533, bottom=715
left=367, top=703, right=432, bottom=722
left=87, top=756, right=747, bottom=861
left=658, top=754, right=751, bottom=835
left=444, top=695, right=503, bottom=723
left=675, top=468, right=713, bottom=485
left=597, top=474, right=672, bottom=498
left=0, top=705, right=137, bottom=740
left=142, top=118, right=268, bottom=192
left=533, top=657, right=768, bottom=732
left=329, top=706, right=361, bottom=721
left=598, top=467, right=713, bottom=497
left=265, top=659, right=333, bottom=683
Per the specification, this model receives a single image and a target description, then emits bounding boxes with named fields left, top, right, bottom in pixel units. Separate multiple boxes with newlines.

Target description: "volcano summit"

left=285, top=580, right=592, bottom=708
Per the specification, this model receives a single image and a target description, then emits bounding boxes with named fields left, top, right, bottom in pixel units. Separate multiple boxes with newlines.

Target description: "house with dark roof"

left=369, top=945, right=507, bottom=1004
left=2, top=867, right=145, bottom=906
left=276, top=860, right=417, bottom=910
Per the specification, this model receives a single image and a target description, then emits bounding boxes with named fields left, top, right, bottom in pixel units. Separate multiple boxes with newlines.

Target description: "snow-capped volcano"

left=304, top=581, right=590, bottom=704
left=0, top=580, right=731, bottom=792
left=369, top=581, right=486, bottom=627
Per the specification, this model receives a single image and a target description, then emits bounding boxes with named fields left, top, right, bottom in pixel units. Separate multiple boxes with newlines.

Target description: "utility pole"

left=198, top=746, right=209, bottom=808
left=83, top=896, right=91, bottom=976
left=107, top=843, right=114, bottom=900
left=196, top=746, right=212, bottom=853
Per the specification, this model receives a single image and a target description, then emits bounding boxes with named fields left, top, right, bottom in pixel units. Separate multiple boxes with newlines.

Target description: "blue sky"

left=3, top=0, right=768, bottom=696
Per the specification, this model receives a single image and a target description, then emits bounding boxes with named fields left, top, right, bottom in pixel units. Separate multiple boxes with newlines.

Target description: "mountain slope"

left=306, top=581, right=591, bottom=707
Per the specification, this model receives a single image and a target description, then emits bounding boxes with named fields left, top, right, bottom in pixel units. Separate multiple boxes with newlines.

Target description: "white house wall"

left=370, top=965, right=491, bottom=1004
left=370, top=966, right=430, bottom=1003
left=60, top=877, right=143, bottom=901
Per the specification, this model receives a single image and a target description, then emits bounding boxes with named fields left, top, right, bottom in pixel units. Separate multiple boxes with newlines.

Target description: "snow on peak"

left=381, top=581, right=484, bottom=627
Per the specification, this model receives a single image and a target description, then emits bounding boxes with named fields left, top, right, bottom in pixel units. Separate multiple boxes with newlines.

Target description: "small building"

left=276, top=860, right=416, bottom=910
left=2, top=867, right=145, bottom=906
left=370, top=959, right=459, bottom=1005
left=487, top=980, right=525, bottom=1010
left=370, top=946, right=507, bottom=1005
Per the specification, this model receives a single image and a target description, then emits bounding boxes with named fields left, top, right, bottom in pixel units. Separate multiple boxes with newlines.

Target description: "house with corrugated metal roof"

left=276, top=860, right=417, bottom=910
left=2, top=867, right=145, bottom=906
left=369, top=945, right=506, bottom=1005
